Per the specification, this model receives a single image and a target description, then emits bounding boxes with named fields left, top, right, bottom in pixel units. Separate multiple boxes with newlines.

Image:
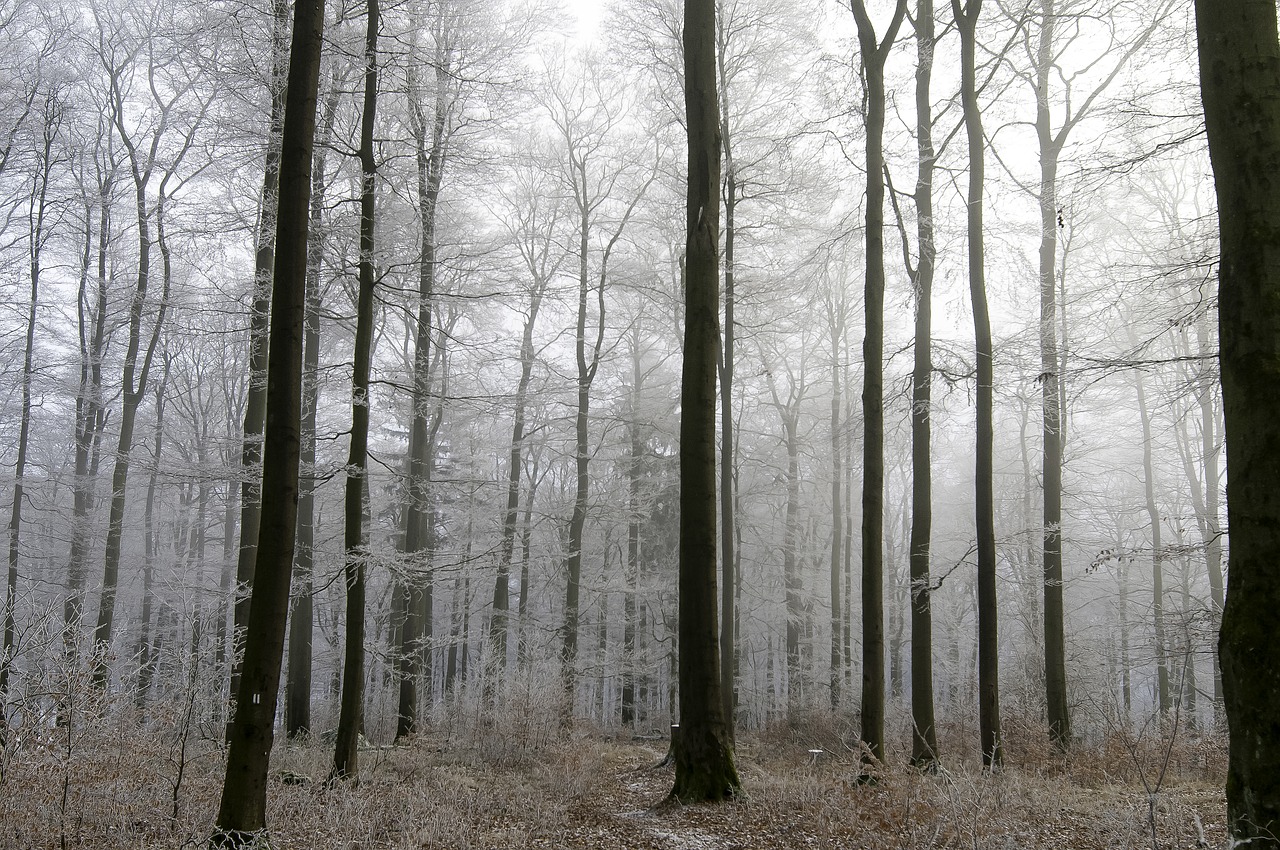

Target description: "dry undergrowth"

left=0, top=710, right=1227, bottom=849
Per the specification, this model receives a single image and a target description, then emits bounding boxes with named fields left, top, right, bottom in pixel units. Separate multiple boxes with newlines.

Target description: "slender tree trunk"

left=332, top=0, right=379, bottom=781
left=1194, top=2, right=1280, bottom=840
left=717, top=29, right=739, bottom=738
left=213, top=0, right=325, bottom=838
left=2, top=107, right=54, bottom=705
left=1134, top=364, right=1170, bottom=715
left=907, top=0, right=938, bottom=770
left=953, top=0, right=1002, bottom=769
left=623, top=333, right=642, bottom=726
left=850, top=0, right=907, bottom=768
left=1032, top=0, right=1071, bottom=751
left=828, top=300, right=845, bottom=711
left=93, top=128, right=172, bottom=689
left=135, top=373, right=167, bottom=713
left=670, top=0, right=740, bottom=804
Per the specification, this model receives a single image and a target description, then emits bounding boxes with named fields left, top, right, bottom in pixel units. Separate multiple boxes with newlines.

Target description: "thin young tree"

left=1194, top=1, right=1280, bottom=843
left=670, top=0, right=741, bottom=804
left=212, top=0, right=325, bottom=840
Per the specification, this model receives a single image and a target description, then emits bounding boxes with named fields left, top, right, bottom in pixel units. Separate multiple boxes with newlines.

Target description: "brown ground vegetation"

left=0, top=709, right=1226, bottom=849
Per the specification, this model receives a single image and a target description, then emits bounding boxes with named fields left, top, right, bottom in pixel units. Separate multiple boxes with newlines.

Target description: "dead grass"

left=0, top=711, right=1227, bottom=849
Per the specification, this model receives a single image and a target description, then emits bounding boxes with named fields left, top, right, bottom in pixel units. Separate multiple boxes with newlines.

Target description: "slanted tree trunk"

left=213, top=0, right=325, bottom=839
left=229, top=0, right=289, bottom=712
left=953, top=0, right=1002, bottom=769
left=332, top=0, right=379, bottom=782
left=850, top=0, right=908, bottom=768
left=670, top=0, right=740, bottom=804
left=1194, top=1, right=1280, bottom=842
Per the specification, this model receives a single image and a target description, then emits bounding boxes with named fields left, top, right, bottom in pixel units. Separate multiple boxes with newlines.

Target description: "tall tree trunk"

left=953, top=0, right=1002, bottom=769
left=1194, top=1, right=1280, bottom=841
left=286, top=73, right=338, bottom=741
left=907, top=0, right=938, bottom=771
left=1033, top=0, right=1070, bottom=750
left=93, top=110, right=173, bottom=689
left=229, top=0, right=290, bottom=711
left=213, top=0, right=325, bottom=838
left=333, top=0, right=379, bottom=781
left=850, top=0, right=907, bottom=768
left=670, top=0, right=740, bottom=804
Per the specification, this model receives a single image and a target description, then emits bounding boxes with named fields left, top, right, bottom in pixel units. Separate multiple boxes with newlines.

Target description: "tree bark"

left=332, top=0, right=379, bottom=782
left=229, top=0, right=289, bottom=713
left=850, top=0, right=907, bottom=769
left=908, top=0, right=938, bottom=771
left=286, top=70, right=338, bottom=742
left=1194, top=0, right=1280, bottom=842
left=670, top=0, right=740, bottom=804
left=953, top=0, right=1002, bottom=769
left=213, top=0, right=324, bottom=839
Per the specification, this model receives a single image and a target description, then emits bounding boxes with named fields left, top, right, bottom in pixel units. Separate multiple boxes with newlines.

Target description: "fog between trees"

left=0, top=0, right=1238, bottom=834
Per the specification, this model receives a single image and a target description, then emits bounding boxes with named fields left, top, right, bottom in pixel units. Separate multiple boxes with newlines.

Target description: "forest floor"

left=0, top=713, right=1227, bottom=849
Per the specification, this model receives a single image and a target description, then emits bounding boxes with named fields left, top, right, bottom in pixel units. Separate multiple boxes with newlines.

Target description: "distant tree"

left=670, top=0, right=741, bottom=804
left=1194, top=0, right=1280, bottom=844
left=213, top=0, right=325, bottom=840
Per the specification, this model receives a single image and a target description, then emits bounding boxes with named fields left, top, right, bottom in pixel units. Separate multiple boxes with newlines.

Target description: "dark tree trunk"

left=907, top=0, right=938, bottom=771
left=850, top=0, right=907, bottom=768
left=1194, top=0, right=1280, bottom=842
left=213, top=0, right=324, bottom=839
left=669, top=0, right=740, bottom=804
left=952, top=0, right=1002, bottom=770
left=286, top=72, right=337, bottom=742
left=229, top=0, right=289, bottom=712
left=333, top=0, right=379, bottom=782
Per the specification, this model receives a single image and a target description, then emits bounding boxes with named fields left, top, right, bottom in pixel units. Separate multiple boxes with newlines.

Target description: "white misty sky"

left=565, top=0, right=604, bottom=42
